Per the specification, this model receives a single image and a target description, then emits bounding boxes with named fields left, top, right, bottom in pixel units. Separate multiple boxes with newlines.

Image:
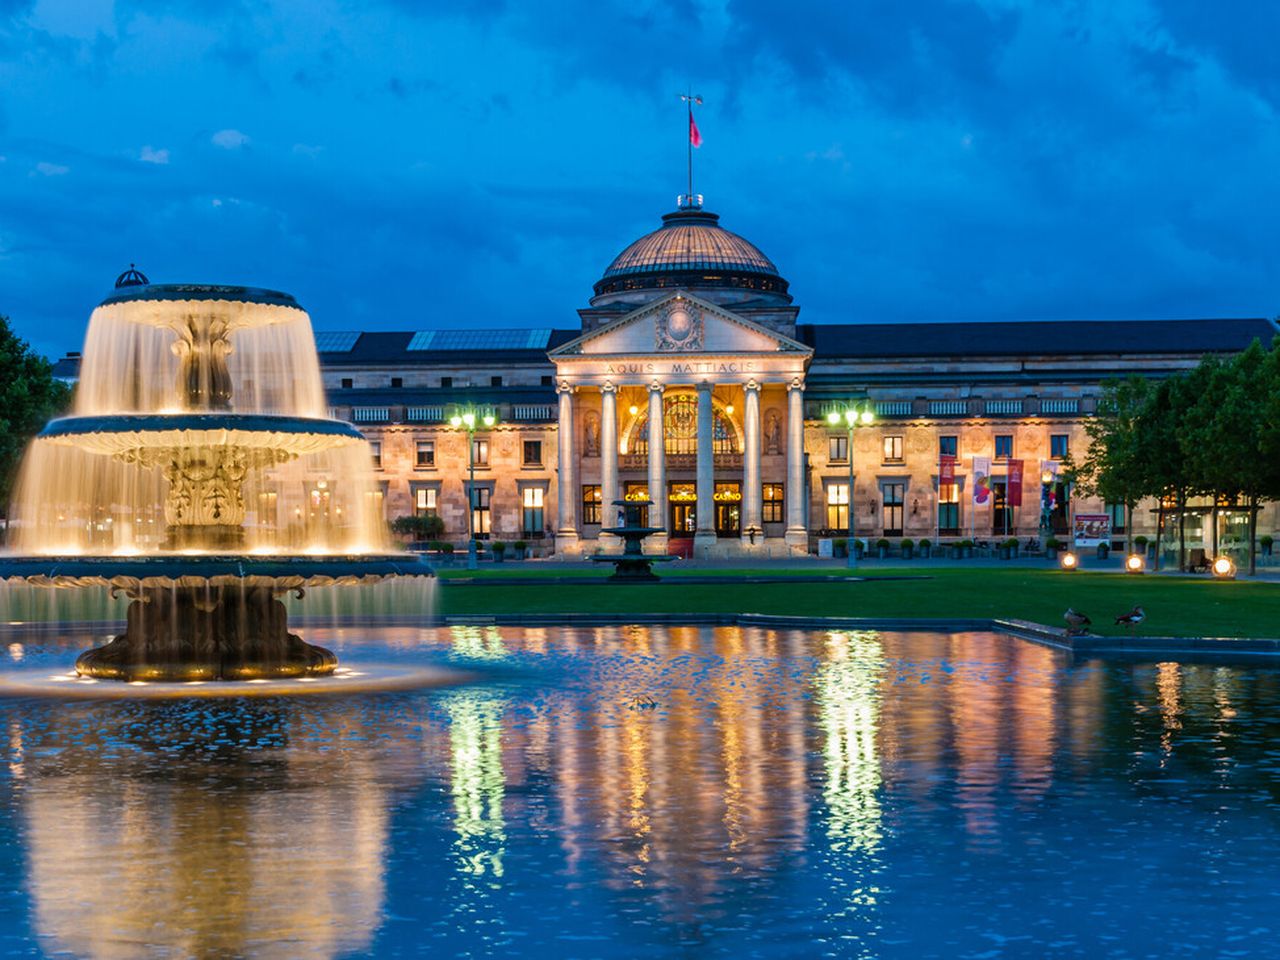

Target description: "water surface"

left=1, top=624, right=1277, bottom=959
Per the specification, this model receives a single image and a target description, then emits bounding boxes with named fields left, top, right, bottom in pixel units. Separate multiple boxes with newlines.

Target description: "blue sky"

left=1, top=0, right=1278, bottom=360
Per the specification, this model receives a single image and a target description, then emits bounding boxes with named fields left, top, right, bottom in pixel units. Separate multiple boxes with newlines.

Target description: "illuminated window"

left=470, top=486, right=491, bottom=538
left=826, top=482, right=849, bottom=532
left=472, top=438, right=489, bottom=466
left=581, top=484, right=602, bottom=525
left=994, top=435, right=1013, bottom=460
left=829, top=435, right=848, bottom=463
left=522, top=486, right=545, bottom=535
left=414, top=487, right=438, bottom=518
left=883, top=436, right=903, bottom=462
left=632, top=394, right=735, bottom=456
left=415, top=441, right=434, bottom=468
left=938, top=482, right=960, bottom=535
left=369, top=441, right=381, bottom=469
left=883, top=482, right=905, bottom=536
left=523, top=440, right=542, bottom=466
left=763, top=483, right=784, bottom=523
left=1050, top=434, right=1069, bottom=459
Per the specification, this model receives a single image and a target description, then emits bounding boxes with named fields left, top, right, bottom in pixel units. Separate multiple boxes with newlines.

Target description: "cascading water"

left=0, top=276, right=432, bottom=681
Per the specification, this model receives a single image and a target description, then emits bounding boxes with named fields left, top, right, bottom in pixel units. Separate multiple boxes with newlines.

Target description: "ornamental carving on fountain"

left=655, top=301, right=704, bottom=352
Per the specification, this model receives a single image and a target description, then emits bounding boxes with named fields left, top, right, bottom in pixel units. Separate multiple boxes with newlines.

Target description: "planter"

left=1097, top=544, right=1110, bottom=560
left=920, top=546, right=931, bottom=559
left=962, top=546, right=974, bottom=559
left=877, top=546, right=889, bottom=559
left=999, top=546, right=1012, bottom=560
left=949, top=545, right=961, bottom=560
left=1046, top=547, right=1058, bottom=560
left=833, top=543, right=848, bottom=558
left=853, top=546, right=865, bottom=560
left=901, top=546, right=913, bottom=560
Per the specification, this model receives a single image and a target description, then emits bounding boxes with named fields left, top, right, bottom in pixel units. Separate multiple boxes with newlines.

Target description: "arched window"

left=633, top=394, right=736, bottom=456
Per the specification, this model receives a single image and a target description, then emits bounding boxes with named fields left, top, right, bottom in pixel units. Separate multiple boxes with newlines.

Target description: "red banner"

left=1007, top=459, right=1024, bottom=506
left=940, top=455, right=955, bottom=484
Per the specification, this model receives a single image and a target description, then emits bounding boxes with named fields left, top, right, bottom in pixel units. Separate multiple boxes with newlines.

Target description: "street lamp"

left=449, top=405, right=496, bottom=570
left=826, top=403, right=875, bottom=569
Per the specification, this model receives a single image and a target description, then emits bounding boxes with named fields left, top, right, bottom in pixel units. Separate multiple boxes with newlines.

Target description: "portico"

left=549, top=292, right=812, bottom=558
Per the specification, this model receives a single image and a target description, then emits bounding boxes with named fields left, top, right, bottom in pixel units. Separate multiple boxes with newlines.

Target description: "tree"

left=1062, top=376, right=1150, bottom=556
left=0, top=316, right=72, bottom=519
left=390, top=514, right=445, bottom=541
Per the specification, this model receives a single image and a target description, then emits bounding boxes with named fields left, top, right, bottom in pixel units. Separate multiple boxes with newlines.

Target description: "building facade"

left=310, top=202, right=1279, bottom=559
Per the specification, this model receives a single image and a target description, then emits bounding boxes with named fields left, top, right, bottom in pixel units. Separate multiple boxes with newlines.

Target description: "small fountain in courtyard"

left=591, top=499, right=674, bottom=582
left=0, top=272, right=431, bottom=682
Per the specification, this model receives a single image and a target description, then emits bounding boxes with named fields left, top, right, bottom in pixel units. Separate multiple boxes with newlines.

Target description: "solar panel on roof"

left=313, top=331, right=361, bottom=352
left=407, top=329, right=552, bottom=352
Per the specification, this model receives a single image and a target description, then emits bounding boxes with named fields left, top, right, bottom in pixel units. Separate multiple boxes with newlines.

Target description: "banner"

left=971, top=457, right=991, bottom=504
left=1073, top=514, right=1112, bottom=548
left=940, top=455, right=955, bottom=485
left=1007, top=459, right=1024, bottom=507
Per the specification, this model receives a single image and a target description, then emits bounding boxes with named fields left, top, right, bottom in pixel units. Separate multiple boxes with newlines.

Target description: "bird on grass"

left=1115, top=606, right=1146, bottom=631
left=1063, top=609, right=1092, bottom=636
left=628, top=696, right=658, bottom=710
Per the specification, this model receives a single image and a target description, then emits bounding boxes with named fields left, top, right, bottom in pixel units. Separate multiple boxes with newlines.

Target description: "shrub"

left=919, top=539, right=932, bottom=548
left=853, top=538, right=865, bottom=550
left=901, top=538, right=914, bottom=550
left=391, top=514, right=445, bottom=540
left=1260, top=535, right=1273, bottom=548
left=492, top=541, right=507, bottom=555
left=1134, top=535, right=1149, bottom=547
left=832, top=538, right=847, bottom=549
left=427, top=540, right=454, bottom=554
left=1045, top=536, right=1061, bottom=549
left=1003, top=537, right=1019, bottom=549
left=959, top=539, right=973, bottom=549
left=513, top=540, right=528, bottom=551
left=876, top=538, right=890, bottom=549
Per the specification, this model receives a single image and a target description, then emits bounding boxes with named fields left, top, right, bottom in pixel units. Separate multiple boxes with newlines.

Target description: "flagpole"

left=687, top=88, right=693, bottom=205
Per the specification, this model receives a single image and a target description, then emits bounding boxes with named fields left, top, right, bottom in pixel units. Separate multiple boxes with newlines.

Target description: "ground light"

left=1125, top=554, right=1145, bottom=574
left=1212, top=556, right=1237, bottom=579
left=1059, top=551, right=1079, bottom=570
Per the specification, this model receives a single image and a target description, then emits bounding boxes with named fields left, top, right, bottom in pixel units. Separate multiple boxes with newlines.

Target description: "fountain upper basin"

left=38, top=413, right=365, bottom=457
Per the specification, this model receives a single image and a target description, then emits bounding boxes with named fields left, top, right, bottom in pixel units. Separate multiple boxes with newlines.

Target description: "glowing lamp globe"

left=1125, top=554, right=1145, bottom=574
left=1212, top=556, right=1236, bottom=579
left=1060, top=551, right=1079, bottom=570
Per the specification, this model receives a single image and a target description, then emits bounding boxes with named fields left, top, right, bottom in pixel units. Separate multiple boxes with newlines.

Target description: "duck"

left=1063, top=608, right=1092, bottom=636
left=1115, top=606, right=1145, bottom=630
left=628, top=696, right=658, bottom=710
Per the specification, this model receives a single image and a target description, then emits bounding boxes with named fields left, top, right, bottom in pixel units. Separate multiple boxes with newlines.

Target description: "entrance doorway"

left=714, top=483, right=741, bottom=537
left=669, top=483, right=696, bottom=535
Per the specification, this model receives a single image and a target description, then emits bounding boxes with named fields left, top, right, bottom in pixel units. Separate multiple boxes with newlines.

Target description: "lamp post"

left=449, top=406, right=496, bottom=570
left=826, top=403, right=875, bottom=569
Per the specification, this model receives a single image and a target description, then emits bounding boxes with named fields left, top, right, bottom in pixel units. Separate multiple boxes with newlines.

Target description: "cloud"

left=210, top=128, right=249, bottom=149
left=139, top=145, right=169, bottom=164
left=33, top=161, right=67, bottom=176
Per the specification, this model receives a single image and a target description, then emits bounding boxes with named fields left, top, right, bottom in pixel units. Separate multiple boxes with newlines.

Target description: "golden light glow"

left=1060, top=551, right=1078, bottom=570
left=1212, top=556, right=1236, bottom=579
left=1126, top=554, right=1145, bottom=573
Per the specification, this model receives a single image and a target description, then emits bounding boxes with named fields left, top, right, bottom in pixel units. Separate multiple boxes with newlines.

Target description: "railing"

left=352, top=407, right=390, bottom=423
left=513, top=404, right=555, bottom=421
left=874, top=400, right=913, bottom=417
left=928, top=400, right=968, bottom=416
left=1040, top=398, right=1079, bottom=414
left=407, top=406, right=445, bottom=422
left=984, top=399, right=1024, bottom=415
left=620, top=452, right=743, bottom=471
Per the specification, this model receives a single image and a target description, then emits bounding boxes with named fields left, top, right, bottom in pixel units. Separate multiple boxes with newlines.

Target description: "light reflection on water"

left=2, top=625, right=1280, bottom=958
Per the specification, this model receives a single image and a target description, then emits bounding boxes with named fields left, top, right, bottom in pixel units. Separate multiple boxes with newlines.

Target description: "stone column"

left=741, top=379, right=762, bottom=550
left=599, top=382, right=619, bottom=551
left=555, top=381, right=579, bottom=554
left=646, top=381, right=667, bottom=544
left=785, top=377, right=808, bottom=553
left=694, top=380, right=717, bottom=556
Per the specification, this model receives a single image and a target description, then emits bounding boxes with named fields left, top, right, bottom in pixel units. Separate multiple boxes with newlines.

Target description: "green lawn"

left=436, top=567, right=1280, bottom=639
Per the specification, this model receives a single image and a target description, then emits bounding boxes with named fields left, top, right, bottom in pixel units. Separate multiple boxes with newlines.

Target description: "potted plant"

left=1045, top=536, right=1060, bottom=560
left=853, top=538, right=865, bottom=560
left=961, top=539, right=974, bottom=559
left=832, top=537, right=848, bottom=558
left=949, top=540, right=962, bottom=560
left=1097, top=541, right=1110, bottom=560
left=900, top=538, right=914, bottom=559
left=492, top=541, right=507, bottom=563
left=876, top=537, right=890, bottom=559
left=919, top=538, right=932, bottom=559
left=513, top=539, right=528, bottom=560
left=1261, top=535, right=1274, bottom=558
left=999, top=537, right=1018, bottom=560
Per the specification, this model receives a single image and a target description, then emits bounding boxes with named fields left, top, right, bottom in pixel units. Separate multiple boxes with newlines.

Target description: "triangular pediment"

left=549, top=292, right=811, bottom=358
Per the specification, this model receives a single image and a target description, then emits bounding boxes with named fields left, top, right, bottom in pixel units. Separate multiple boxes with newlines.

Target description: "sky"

left=1, top=0, right=1278, bottom=361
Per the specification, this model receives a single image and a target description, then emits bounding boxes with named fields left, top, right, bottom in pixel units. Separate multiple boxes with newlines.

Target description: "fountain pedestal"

left=590, top=499, right=675, bottom=582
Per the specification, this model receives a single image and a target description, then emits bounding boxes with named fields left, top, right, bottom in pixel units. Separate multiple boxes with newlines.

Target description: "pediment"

left=550, top=292, right=811, bottom=358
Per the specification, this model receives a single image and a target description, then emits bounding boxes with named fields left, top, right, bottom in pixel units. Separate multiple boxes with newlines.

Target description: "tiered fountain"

left=0, top=270, right=431, bottom=682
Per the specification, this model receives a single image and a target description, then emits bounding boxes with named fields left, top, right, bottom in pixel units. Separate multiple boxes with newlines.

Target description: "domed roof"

left=594, top=208, right=789, bottom=299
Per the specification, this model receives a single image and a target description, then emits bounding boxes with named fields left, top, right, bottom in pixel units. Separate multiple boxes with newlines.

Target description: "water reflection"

left=5, top=625, right=1280, bottom=957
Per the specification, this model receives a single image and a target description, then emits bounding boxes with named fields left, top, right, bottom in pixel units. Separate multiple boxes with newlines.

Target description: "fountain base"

left=75, top=584, right=337, bottom=682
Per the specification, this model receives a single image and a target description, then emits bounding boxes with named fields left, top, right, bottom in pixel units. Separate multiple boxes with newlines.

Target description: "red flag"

left=689, top=112, right=702, bottom=148
left=1007, top=459, right=1024, bottom=507
left=940, top=455, right=955, bottom=485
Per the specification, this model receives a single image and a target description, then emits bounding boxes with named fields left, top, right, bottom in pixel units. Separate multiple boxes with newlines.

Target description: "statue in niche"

left=764, top=410, right=782, bottom=455
left=584, top=411, right=600, bottom=457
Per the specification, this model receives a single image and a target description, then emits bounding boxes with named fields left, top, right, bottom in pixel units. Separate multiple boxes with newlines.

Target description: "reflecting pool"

left=2, top=624, right=1279, bottom=958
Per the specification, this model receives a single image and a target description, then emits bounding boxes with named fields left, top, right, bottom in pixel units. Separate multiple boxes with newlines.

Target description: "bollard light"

left=1125, top=554, right=1145, bottom=574
left=1212, top=556, right=1236, bottom=579
left=1060, top=551, right=1078, bottom=570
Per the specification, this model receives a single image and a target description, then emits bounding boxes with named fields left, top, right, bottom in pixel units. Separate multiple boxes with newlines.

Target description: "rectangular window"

left=391, top=377, right=403, bottom=388
left=340, top=378, right=353, bottom=390
left=472, top=438, right=489, bottom=466
left=826, top=483, right=849, bottom=533
left=523, top=440, right=542, bottom=466
left=883, top=435, right=904, bottom=462
left=441, top=376, right=453, bottom=388
left=992, top=479, right=1011, bottom=534
left=582, top=484, right=602, bottom=525
left=939, top=436, right=958, bottom=458
left=491, top=375, right=503, bottom=387
left=369, top=440, right=381, bottom=469
left=938, top=482, right=960, bottom=535
left=470, top=486, right=491, bottom=538
left=414, top=487, right=438, bottom=518
left=883, top=482, right=905, bottom=537
left=829, top=435, right=848, bottom=463
left=1050, top=434, right=1069, bottom=459
left=415, top=441, right=435, bottom=468
left=1107, top=502, right=1127, bottom=535
left=994, top=435, right=1013, bottom=460
left=541, top=375, right=553, bottom=387
left=762, top=483, right=785, bottom=523
left=522, top=486, right=545, bottom=536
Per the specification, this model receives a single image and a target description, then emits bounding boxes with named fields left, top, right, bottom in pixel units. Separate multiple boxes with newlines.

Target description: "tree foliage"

left=0, top=316, right=72, bottom=515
